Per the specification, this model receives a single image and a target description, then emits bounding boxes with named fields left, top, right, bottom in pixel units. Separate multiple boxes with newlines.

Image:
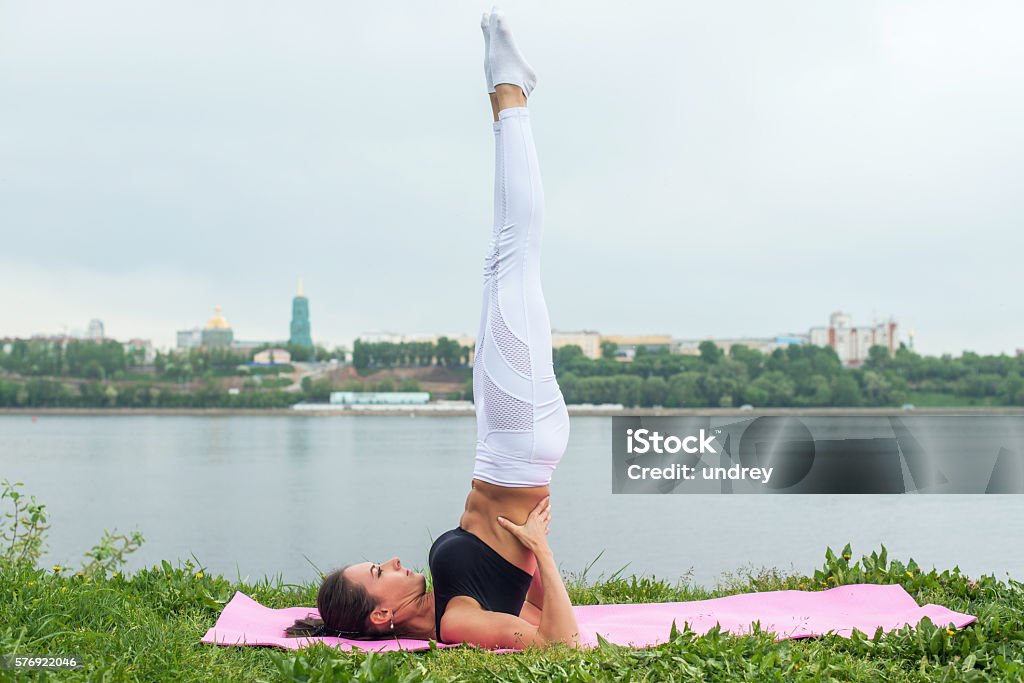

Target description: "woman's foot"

left=487, top=7, right=537, bottom=99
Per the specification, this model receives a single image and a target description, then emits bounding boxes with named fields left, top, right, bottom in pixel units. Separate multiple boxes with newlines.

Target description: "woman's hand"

left=497, top=496, right=551, bottom=554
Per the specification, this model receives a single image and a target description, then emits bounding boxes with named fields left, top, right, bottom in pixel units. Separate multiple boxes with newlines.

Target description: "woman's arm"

left=441, top=602, right=553, bottom=649
left=529, top=544, right=578, bottom=645
left=525, top=565, right=544, bottom=610
left=443, top=556, right=577, bottom=649
left=518, top=569, right=543, bottom=625
left=498, top=496, right=579, bottom=647
left=446, top=497, right=579, bottom=649
left=519, top=599, right=541, bottom=626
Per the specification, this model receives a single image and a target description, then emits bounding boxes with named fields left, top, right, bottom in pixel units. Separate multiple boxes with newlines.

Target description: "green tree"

left=831, top=374, right=863, bottom=406
left=864, top=345, right=892, bottom=370
left=435, top=337, right=461, bottom=367
left=743, top=370, right=796, bottom=407
left=1005, top=372, right=1024, bottom=405
left=859, top=369, right=903, bottom=406
left=663, top=372, right=698, bottom=407
left=729, top=344, right=765, bottom=380
left=641, top=376, right=669, bottom=407
left=699, top=359, right=747, bottom=407
left=807, top=374, right=832, bottom=406
left=352, top=339, right=370, bottom=372
left=286, top=343, right=315, bottom=362
left=553, top=345, right=585, bottom=373
left=616, top=375, right=644, bottom=407
left=699, top=341, right=723, bottom=365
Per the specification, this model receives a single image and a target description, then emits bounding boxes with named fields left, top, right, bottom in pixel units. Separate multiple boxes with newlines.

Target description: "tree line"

left=546, top=342, right=1024, bottom=407
left=351, top=338, right=471, bottom=371
left=0, top=340, right=348, bottom=384
left=0, top=340, right=134, bottom=380
left=3, top=338, right=1023, bottom=409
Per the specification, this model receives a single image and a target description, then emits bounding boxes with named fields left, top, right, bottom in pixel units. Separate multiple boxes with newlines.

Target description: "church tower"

left=201, top=305, right=234, bottom=348
left=290, top=279, right=313, bottom=349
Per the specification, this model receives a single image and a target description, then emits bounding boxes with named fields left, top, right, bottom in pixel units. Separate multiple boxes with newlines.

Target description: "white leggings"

left=472, top=107, right=570, bottom=488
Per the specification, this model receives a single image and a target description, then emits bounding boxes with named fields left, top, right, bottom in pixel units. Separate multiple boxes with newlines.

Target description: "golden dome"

left=206, top=305, right=231, bottom=329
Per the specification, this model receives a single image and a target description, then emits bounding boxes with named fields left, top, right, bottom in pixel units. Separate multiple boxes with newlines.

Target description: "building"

left=87, top=319, right=105, bottom=341
left=329, top=391, right=430, bottom=405
left=674, top=335, right=807, bottom=357
left=552, top=330, right=602, bottom=360
left=123, top=338, right=156, bottom=365
left=358, top=331, right=406, bottom=344
left=289, top=279, right=313, bottom=349
left=201, top=306, right=234, bottom=349
left=27, top=334, right=72, bottom=348
left=600, top=334, right=674, bottom=361
left=809, top=311, right=898, bottom=367
left=179, top=306, right=283, bottom=353
left=232, top=339, right=281, bottom=352
left=176, top=328, right=202, bottom=349
left=253, top=348, right=291, bottom=365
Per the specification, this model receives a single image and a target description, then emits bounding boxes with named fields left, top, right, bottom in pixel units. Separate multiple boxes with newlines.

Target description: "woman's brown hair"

left=285, top=565, right=418, bottom=640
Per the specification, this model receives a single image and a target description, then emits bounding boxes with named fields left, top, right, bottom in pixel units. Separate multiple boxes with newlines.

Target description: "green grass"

left=903, top=391, right=1003, bottom=408
left=256, top=378, right=293, bottom=390
left=2, top=545, right=1022, bottom=681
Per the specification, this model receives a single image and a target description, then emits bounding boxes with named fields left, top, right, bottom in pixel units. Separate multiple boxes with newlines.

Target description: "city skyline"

left=0, top=291, right=998, bottom=360
left=3, top=1, right=1021, bottom=357
left=0, top=305, right=938, bottom=367
left=0, top=275, right=1001, bottom=360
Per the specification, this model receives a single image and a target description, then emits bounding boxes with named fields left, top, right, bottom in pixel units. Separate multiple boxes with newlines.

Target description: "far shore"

left=3, top=406, right=1024, bottom=417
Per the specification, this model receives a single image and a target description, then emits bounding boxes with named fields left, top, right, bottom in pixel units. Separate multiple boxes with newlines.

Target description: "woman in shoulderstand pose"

left=288, top=7, right=580, bottom=649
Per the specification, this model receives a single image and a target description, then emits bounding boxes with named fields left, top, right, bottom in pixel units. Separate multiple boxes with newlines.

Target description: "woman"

left=287, top=7, right=580, bottom=649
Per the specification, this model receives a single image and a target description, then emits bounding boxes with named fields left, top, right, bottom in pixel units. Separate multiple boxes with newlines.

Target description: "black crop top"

left=428, top=526, right=533, bottom=643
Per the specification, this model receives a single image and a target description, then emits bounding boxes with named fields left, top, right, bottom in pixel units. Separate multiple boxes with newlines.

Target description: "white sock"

left=487, top=7, right=537, bottom=98
left=481, top=12, right=494, bottom=93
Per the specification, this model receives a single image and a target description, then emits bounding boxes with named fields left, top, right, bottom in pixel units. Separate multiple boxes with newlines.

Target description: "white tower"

left=829, top=311, right=851, bottom=329
left=87, top=319, right=105, bottom=340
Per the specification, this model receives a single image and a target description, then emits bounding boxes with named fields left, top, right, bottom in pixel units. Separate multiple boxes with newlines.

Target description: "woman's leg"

left=472, top=86, right=570, bottom=488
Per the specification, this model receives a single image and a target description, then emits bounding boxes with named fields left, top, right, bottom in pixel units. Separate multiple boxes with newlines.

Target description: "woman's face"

left=343, top=556, right=427, bottom=616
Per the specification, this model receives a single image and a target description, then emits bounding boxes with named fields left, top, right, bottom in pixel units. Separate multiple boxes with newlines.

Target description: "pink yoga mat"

left=200, top=583, right=975, bottom=653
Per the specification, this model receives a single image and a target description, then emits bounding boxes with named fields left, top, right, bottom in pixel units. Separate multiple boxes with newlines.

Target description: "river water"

left=1, top=414, right=1021, bottom=587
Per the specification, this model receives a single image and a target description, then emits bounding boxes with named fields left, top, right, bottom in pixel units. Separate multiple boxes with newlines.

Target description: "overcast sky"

left=2, top=1, right=1022, bottom=356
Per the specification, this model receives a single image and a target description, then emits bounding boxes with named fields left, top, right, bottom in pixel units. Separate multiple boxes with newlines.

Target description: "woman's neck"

left=397, top=590, right=436, bottom=640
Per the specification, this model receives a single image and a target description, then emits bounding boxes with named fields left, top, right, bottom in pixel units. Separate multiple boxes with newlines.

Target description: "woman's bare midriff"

left=458, top=478, right=550, bottom=576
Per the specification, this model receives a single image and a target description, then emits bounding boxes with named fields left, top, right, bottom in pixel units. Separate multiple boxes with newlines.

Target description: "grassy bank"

left=2, top=481, right=1021, bottom=681
left=2, top=545, right=1023, bottom=682
left=902, top=391, right=1005, bottom=408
